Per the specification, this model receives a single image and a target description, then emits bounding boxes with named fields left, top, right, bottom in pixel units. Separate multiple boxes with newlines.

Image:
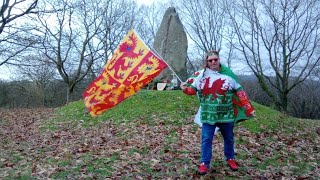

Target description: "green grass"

left=45, top=90, right=316, bottom=134
left=43, top=90, right=199, bottom=130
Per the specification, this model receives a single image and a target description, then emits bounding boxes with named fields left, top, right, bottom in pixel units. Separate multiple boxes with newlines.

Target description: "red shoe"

left=198, top=162, right=207, bottom=175
left=227, top=159, right=239, bottom=171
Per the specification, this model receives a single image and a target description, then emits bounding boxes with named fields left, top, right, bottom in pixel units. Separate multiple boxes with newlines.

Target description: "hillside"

left=0, top=90, right=319, bottom=179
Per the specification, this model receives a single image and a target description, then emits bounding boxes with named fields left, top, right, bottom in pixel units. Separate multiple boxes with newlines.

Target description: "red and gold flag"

left=83, top=29, right=168, bottom=117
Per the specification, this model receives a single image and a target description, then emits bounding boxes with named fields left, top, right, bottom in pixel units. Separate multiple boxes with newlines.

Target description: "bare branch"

left=0, top=0, right=38, bottom=34
left=227, top=0, right=320, bottom=111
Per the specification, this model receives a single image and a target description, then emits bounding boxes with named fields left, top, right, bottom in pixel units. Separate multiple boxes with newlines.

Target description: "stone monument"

left=153, top=7, right=188, bottom=86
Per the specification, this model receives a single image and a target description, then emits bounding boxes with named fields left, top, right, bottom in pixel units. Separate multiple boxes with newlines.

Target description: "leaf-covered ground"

left=0, top=91, right=319, bottom=179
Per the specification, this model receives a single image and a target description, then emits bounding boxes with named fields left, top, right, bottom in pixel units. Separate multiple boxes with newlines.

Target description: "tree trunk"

left=66, top=87, right=70, bottom=104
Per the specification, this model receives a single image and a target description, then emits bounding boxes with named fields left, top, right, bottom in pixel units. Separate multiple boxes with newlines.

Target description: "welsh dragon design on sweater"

left=183, top=66, right=254, bottom=125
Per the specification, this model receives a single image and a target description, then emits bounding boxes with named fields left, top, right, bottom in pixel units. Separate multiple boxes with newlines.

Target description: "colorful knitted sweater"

left=183, top=65, right=254, bottom=125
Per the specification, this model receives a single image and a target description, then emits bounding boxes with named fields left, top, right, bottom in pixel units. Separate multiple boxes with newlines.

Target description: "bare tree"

left=227, top=0, right=320, bottom=111
left=0, top=0, right=38, bottom=34
left=133, top=2, right=167, bottom=47
left=310, top=62, right=320, bottom=81
left=35, top=0, right=105, bottom=103
left=0, top=0, right=38, bottom=66
left=172, top=0, right=232, bottom=63
left=0, top=80, right=10, bottom=106
left=91, top=0, right=139, bottom=77
left=290, top=81, right=320, bottom=119
left=15, top=54, right=56, bottom=106
left=175, top=0, right=225, bottom=51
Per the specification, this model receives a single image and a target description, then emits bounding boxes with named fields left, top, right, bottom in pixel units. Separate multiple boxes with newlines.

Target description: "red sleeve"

left=236, top=90, right=254, bottom=116
left=183, top=87, right=197, bottom=95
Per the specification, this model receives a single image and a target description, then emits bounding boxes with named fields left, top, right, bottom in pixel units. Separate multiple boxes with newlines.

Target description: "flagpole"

left=150, top=47, right=184, bottom=83
left=131, top=28, right=184, bottom=83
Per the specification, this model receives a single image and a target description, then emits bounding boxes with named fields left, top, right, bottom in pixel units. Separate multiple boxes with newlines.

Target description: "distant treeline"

left=0, top=76, right=319, bottom=120
left=238, top=75, right=320, bottom=120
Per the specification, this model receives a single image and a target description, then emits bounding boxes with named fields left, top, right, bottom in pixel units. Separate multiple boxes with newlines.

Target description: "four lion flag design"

left=83, top=29, right=168, bottom=117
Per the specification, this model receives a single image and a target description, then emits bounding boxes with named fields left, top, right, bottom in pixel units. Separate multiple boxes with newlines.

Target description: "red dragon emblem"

left=108, top=33, right=144, bottom=79
left=119, top=33, right=144, bottom=58
left=201, top=77, right=228, bottom=101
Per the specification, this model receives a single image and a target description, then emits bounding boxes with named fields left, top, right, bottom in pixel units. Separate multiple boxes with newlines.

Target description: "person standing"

left=180, top=50, right=255, bottom=175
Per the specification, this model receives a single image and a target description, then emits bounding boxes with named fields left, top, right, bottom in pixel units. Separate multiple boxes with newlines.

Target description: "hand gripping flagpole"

left=150, top=47, right=184, bottom=83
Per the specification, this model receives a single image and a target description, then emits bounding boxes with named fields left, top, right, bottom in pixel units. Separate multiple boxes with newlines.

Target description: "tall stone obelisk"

left=153, top=7, right=188, bottom=84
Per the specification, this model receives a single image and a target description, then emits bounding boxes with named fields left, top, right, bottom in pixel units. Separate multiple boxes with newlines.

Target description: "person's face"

left=207, top=55, right=220, bottom=71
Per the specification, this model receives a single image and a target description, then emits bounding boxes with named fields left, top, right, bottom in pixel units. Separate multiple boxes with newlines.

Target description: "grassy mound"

left=0, top=90, right=319, bottom=179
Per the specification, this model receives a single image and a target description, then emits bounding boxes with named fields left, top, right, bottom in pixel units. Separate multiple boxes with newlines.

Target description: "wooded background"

left=1, top=0, right=320, bottom=119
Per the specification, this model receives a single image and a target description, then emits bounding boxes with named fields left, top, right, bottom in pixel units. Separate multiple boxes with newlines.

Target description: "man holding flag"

left=180, top=50, right=255, bottom=175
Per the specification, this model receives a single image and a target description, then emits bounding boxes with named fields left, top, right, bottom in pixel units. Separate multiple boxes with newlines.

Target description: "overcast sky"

left=136, top=0, right=167, bottom=6
left=0, top=66, right=12, bottom=81
left=0, top=0, right=174, bottom=81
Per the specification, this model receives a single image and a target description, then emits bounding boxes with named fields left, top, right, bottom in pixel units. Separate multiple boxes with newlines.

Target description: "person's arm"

left=235, top=89, right=255, bottom=117
left=231, top=78, right=255, bottom=117
left=222, top=65, right=255, bottom=117
left=180, top=70, right=204, bottom=95
left=180, top=82, right=197, bottom=95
